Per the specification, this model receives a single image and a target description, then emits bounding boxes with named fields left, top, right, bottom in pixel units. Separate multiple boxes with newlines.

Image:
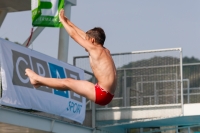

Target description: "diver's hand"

left=59, top=9, right=65, bottom=23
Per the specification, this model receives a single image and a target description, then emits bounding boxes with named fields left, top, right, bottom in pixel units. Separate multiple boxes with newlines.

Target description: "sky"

left=0, top=0, right=200, bottom=64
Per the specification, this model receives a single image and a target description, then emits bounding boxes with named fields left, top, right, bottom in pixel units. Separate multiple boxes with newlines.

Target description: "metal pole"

left=92, top=102, right=96, bottom=132
left=176, top=126, right=179, bottom=133
left=131, top=47, right=181, bottom=54
left=140, top=128, right=143, bottom=133
left=136, top=83, right=139, bottom=105
left=188, top=127, right=190, bottom=133
left=175, top=74, right=178, bottom=103
left=58, top=3, right=71, bottom=63
left=180, top=48, right=184, bottom=115
left=22, top=27, right=45, bottom=47
left=92, top=77, right=96, bottom=132
left=73, top=57, right=76, bottom=66
left=50, top=120, right=55, bottom=132
left=126, top=87, right=130, bottom=106
left=123, top=70, right=127, bottom=107
left=154, top=82, right=156, bottom=105
left=187, top=80, right=190, bottom=103
left=141, top=76, right=143, bottom=105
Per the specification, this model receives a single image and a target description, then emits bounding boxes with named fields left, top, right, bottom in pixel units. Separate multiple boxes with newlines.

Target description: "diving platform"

left=96, top=104, right=182, bottom=122
left=0, top=106, right=93, bottom=133
left=1, top=103, right=200, bottom=133
left=94, top=103, right=200, bottom=133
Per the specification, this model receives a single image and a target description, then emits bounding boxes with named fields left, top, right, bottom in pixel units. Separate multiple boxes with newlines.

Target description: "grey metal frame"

left=74, top=48, right=184, bottom=133
left=180, top=49, right=183, bottom=114
left=74, top=48, right=183, bottom=108
left=124, top=48, right=183, bottom=113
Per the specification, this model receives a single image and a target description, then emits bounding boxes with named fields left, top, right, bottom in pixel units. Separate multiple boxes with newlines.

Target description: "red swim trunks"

left=95, top=84, right=114, bottom=106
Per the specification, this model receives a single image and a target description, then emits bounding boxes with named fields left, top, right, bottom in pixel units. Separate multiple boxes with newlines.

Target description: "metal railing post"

left=73, top=57, right=76, bottom=66
left=141, top=76, right=143, bottom=105
left=126, top=87, right=130, bottom=106
left=154, top=82, right=156, bottom=105
left=136, top=83, right=139, bottom=105
left=180, top=49, right=184, bottom=115
left=187, top=80, right=190, bottom=103
left=175, top=74, right=178, bottom=103
left=123, top=70, right=127, bottom=107
left=188, top=127, right=191, bottom=133
left=92, top=77, right=96, bottom=132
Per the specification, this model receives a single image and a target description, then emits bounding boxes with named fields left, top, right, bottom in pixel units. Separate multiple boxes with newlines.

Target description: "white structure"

left=0, top=0, right=75, bottom=63
left=0, top=106, right=93, bottom=133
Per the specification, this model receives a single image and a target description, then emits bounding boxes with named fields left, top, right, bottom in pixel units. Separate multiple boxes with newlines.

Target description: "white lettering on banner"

left=36, top=63, right=46, bottom=77
left=56, top=70, right=60, bottom=78
left=12, top=50, right=84, bottom=102
left=16, top=57, right=29, bottom=83
left=36, top=17, right=58, bottom=22
left=41, top=0, right=59, bottom=16
left=68, top=101, right=82, bottom=114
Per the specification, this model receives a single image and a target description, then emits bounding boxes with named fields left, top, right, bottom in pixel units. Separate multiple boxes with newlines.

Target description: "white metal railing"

left=87, top=87, right=200, bottom=110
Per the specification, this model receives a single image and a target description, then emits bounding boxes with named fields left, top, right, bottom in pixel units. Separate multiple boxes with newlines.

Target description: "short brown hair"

left=86, top=27, right=106, bottom=46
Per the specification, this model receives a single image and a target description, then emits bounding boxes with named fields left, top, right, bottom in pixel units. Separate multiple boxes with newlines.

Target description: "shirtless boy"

left=25, top=9, right=117, bottom=106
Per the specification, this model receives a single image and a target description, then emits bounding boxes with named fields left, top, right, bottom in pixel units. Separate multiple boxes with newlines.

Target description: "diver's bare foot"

left=25, top=68, right=41, bottom=88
